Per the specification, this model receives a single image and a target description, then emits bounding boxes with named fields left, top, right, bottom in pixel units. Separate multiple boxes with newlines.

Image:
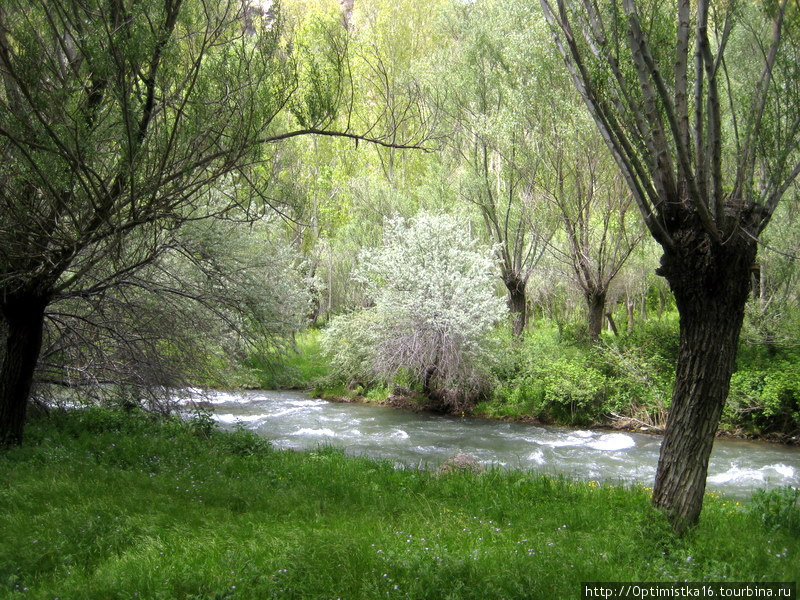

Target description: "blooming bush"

left=323, top=213, right=507, bottom=409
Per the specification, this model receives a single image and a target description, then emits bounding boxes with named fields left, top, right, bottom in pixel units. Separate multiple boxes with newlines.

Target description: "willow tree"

left=542, top=130, right=644, bottom=341
left=539, top=0, right=800, bottom=531
left=433, top=0, right=554, bottom=337
left=0, top=0, right=426, bottom=445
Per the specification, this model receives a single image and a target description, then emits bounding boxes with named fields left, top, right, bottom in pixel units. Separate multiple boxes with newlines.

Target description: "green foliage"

left=748, top=487, right=800, bottom=535
left=539, top=357, right=607, bottom=423
left=480, top=312, right=800, bottom=435
left=289, top=11, right=348, bottom=128
left=594, top=317, right=679, bottom=425
left=596, top=343, right=672, bottom=424
left=321, top=309, right=382, bottom=388
left=727, top=349, right=800, bottom=435
left=485, top=319, right=678, bottom=426
left=365, top=384, right=391, bottom=402
left=218, top=427, right=273, bottom=457
left=241, top=330, right=330, bottom=390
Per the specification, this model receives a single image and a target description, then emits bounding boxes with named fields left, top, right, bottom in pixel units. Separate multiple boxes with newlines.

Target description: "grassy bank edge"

left=1, top=407, right=798, bottom=599
left=257, top=324, right=799, bottom=445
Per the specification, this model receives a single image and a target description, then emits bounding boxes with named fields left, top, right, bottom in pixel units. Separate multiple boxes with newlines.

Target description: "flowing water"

left=186, top=389, right=800, bottom=499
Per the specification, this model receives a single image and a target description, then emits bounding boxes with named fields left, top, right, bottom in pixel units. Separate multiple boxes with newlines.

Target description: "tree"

left=542, top=129, right=644, bottom=340
left=0, top=0, right=427, bottom=445
left=322, top=213, right=507, bottom=409
left=742, top=186, right=800, bottom=350
left=36, top=215, right=310, bottom=408
left=540, top=0, right=800, bottom=531
left=434, top=0, right=554, bottom=337
left=266, top=0, right=447, bottom=323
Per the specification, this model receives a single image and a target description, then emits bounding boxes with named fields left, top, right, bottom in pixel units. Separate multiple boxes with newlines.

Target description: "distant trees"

left=323, top=213, right=506, bottom=409
left=435, top=0, right=552, bottom=338
left=541, top=131, right=644, bottom=340
left=540, top=0, right=800, bottom=531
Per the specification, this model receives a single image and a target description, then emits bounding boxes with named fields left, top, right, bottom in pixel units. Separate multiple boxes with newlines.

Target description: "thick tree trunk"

left=586, top=289, right=606, bottom=341
left=0, top=293, right=48, bottom=446
left=505, top=277, right=528, bottom=338
left=652, top=225, right=757, bottom=533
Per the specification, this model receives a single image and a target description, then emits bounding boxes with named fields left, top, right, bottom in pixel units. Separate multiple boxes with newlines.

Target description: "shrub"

left=595, top=343, right=673, bottom=426
left=486, top=319, right=679, bottom=427
left=749, top=486, right=800, bottom=535
left=727, top=356, right=800, bottom=435
left=540, top=358, right=607, bottom=423
left=488, top=326, right=607, bottom=424
left=323, top=213, right=507, bottom=410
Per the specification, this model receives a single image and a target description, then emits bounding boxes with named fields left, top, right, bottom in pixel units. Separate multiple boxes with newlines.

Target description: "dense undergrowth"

left=1, top=409, right=798, bottom=599
left=302, top=314, right=800, bottom=441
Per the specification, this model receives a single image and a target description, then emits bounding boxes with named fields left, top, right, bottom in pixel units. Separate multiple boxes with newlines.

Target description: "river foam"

left=214, top=413, right=265, bottom=424
left=708, top=463, right=797, bottom=485
left=586, top=433, right=637, bottom=451
left=535, top=431, right=635, bottom=451
left=205, top=389, right=800, bottom=498
left=292, top=427, right=336, bottom=437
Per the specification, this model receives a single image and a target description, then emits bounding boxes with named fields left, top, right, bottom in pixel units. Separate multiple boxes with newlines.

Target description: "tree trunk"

left=626, top=295, right=635, bottom=333
left=605, top=312, right=619, bottom=336
left=0, top=293, right=48, bottom=446
left=586, top=289, right=606, bottom=341
left=640, top=292, right=648, bottom=322
left=652, top=225, right=757, bottom=533
left=505, top=277, right=528, bottom=338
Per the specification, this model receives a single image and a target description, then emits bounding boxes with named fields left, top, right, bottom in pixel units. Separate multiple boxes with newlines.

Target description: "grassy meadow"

left=1, top=408, right=797, bottom=599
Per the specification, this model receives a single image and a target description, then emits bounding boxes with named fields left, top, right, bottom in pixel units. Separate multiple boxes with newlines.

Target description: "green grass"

left=3, top=409, right=796, bottom=600
left=242, top=330, right=331, bottom=390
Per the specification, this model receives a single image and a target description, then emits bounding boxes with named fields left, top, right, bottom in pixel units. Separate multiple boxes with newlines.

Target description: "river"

left=187, top=389, right=800, bottom=499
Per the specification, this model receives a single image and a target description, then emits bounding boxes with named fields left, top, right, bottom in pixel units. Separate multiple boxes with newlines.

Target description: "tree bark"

left=0, top=293, right=49, bottom=446
left=605, top=312, right=619, bottom=336
left=505, top=277, right=528, bottom=338
left=586, top=289, right=606, bottom=341
left=652, top=221, right=757, bottom=533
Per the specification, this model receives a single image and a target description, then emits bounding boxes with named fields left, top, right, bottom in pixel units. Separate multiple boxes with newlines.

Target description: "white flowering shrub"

left=323, top=213, right=507, bottom=409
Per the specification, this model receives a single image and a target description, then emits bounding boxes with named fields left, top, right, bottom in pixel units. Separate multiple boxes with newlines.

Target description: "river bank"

left=203, top=389, right=799, bottom=498
left=264, top=322, right=800, bottom=446
left=1, top=407, right=797, bottom=599
left=315, top=387, right=800, bottom=446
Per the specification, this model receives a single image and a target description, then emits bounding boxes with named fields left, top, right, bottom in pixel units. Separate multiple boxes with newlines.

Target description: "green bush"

left=486, top=320, right=680, bottom=426
left=219, top=428, right=273, bottom=456
left=242, top=330, right=331, bottom=390
left=593, top=320, right=677, bottom=426
left=727, top=355, right=800, bottom=435
left=539, top=358, right=606, bottom=423
left=488, top=326, right=607, bottom=424
left=749, top=486, right=800, bottom=535
left=623, top=314, right=681, bottom=365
